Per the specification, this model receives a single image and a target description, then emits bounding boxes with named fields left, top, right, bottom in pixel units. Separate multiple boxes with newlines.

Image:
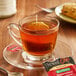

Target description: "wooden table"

left=0, top=0, right=76, bottom=76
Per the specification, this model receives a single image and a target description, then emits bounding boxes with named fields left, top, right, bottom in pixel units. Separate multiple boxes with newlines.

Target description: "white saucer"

left=55, top=3, right=76, bottom=24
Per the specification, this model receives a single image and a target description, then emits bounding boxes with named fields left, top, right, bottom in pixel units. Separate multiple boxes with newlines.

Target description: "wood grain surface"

left=0, top=0, right=76, bottom=76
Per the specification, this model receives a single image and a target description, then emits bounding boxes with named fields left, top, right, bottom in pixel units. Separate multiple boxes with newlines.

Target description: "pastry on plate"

left=62, top=3, right=76, bottom=19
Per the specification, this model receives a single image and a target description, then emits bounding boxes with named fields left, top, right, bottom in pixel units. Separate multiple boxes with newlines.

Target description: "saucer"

left=3, top=40, right=73, bottom=69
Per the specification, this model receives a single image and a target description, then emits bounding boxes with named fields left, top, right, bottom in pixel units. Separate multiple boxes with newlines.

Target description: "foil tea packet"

left=43, top=57, right=76, bottom=76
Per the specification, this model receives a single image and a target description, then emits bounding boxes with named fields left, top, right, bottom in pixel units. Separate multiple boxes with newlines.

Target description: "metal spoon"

left=0, top=67, right=23, bottom=76
left=8, top=72, right=23, bottom=76
left=36, top=5, right=55, bottom=13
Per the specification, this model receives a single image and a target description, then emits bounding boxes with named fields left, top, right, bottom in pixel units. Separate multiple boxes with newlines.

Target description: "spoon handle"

left=36, top=5, right=55, bottom=13
left=0, top=67, right=23, bottom=76
left=8, top=72, right=23, bottom=76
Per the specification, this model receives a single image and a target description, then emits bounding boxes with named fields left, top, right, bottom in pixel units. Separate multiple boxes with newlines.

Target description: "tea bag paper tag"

left=7, top=44, right=22, bottom=52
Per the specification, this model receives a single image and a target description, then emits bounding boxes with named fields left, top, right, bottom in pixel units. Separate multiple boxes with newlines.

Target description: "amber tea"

left=20, top=21, right=58, bottom=56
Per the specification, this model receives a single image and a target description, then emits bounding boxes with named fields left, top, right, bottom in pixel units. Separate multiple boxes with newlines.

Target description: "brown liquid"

left=20, top=21, right=58, bottom=56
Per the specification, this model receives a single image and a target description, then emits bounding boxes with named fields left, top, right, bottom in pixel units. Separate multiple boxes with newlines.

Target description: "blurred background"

left=0, top=0, right=76, bottom=76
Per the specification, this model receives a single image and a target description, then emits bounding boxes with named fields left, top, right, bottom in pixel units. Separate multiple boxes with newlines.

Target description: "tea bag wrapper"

left=43, top=57, right=76, bottom=76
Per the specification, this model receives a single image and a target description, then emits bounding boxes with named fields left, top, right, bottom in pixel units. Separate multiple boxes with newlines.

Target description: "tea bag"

left=27, top=22, right=49, bottom=31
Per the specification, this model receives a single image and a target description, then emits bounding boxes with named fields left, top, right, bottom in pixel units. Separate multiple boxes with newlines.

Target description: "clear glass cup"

left=7, top=15, right=59, bottom=62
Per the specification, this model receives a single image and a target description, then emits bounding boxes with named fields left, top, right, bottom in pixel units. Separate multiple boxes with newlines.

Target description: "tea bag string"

left=36, top=14, right=38, bottom=23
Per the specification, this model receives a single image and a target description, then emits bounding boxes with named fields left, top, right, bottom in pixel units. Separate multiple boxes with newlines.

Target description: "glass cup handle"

left=8, top=23, right=22, bottom=46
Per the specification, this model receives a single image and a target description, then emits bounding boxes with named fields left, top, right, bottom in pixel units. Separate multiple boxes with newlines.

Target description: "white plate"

left=55, top=3, right=76, bottom=24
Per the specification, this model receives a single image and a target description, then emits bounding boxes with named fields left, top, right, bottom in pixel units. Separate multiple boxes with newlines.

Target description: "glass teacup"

left=8, top=15, right=59, bottom=61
